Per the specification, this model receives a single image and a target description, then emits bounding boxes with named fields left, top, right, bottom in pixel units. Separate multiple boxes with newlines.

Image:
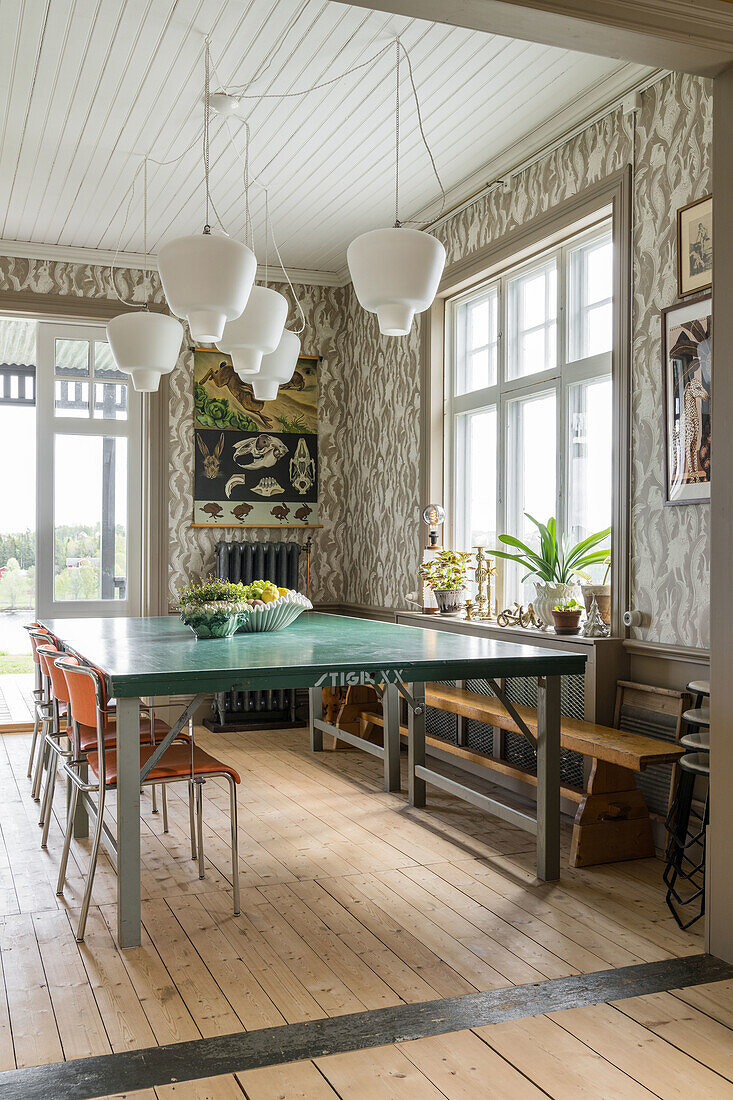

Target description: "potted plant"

left=418, top=551, right=473, bottom=614
left=177, top=576, right=250, bottom=639
left=580, top=558, right=611, bottom=626
left=491, top=515, right=611, bottom=628
left=552, top=598, right=584, bottom=635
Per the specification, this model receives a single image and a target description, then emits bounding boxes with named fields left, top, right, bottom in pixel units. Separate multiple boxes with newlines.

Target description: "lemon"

left=277, top=586, right=289, bottom=597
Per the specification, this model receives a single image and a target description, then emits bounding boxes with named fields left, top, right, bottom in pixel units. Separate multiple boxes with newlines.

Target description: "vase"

left=433, top=588, right=463, bottom=614
left=533, top=582, right=580, bottom=629
left=581, top=583, right=611, bottom=626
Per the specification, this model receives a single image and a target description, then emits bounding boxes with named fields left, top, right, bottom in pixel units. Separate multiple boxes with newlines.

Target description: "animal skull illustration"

left=289, top=438, right=315, bottom=495
left=233, top=434, right=288, bottom=470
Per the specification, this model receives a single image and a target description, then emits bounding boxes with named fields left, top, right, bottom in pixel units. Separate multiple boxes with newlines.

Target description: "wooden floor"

left=0, top=724, right=728, bottom=1100
left=0, top=674, right=34, bottom=726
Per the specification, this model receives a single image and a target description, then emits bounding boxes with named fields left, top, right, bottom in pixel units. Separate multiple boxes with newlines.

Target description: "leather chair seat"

left=86, top=743, right=240, bottom=786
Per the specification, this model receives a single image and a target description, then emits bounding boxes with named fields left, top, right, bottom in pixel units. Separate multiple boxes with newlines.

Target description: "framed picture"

left=677, top=194, right=712, bottom=297
left=662, top=295, right=711, bottom=505
left=191, top=347, right=321, bottom=527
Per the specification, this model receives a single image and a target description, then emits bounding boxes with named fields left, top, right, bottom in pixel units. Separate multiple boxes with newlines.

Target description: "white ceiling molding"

left=0, top=238, right=343, bottom=287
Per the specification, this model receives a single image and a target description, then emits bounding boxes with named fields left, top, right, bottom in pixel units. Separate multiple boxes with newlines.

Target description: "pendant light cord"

left=202, top=36, right=212, bottom=232
left=394, top=39, right=400, bottom=228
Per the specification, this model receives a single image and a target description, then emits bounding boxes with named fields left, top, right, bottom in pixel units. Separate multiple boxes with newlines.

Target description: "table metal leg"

left=309, top=686, right=323, bottom=752
left=116, top=697, right=141, bottom=948
left=382, top=682, right=401, bottom=792
left=408, top=681, right=426, bottom=807
left=537, top=674, right=561, bottom=882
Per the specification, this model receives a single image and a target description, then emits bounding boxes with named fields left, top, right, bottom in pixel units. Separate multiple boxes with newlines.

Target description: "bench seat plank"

left=424, top=684, right=684, bottom=771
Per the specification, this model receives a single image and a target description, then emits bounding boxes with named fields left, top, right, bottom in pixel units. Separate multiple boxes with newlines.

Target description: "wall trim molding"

left=0, top=240, right=343, bottom=288
left=624, top=638, right=710, bottom=666
left=0, top=288, right=167, bottom=322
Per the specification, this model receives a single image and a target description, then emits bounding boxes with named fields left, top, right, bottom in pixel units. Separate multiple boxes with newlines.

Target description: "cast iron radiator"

left=212, top=540, right=301, bottom=729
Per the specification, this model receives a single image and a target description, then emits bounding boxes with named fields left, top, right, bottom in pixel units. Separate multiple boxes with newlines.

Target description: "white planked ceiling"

left=0, top=0, right=653, bottom=280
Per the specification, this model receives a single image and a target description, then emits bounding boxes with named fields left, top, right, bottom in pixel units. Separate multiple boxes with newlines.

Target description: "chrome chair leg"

left=195, top=780, right=205, bottom=879
left=56, top=783, right=79, bottom=895
left=32, top=725, right=49, bottom=802
left=151, top=784, right=158, bottom=814
left=227, top=774, right=240, bottom=916
left=40, top=751, right=59, bottom=849
left=161, top=784, right=169, bottom=834
left=76, top=788, right=105, bottom=942
left=188, top=781, right=197, bottom=860
left=26, top=707, right=40, bottom=779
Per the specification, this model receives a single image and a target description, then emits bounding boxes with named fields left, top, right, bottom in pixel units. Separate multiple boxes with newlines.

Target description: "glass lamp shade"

left=422, top=504, right=445, bottom=527
left=251, top=329, right=301, bottom=402
left=106, top=310, right=183, bottom=392
left=217, top=285, right=289, bottom=377
left=346, top=227, right=446, bottom=336
left=157, top=233, right=256, bottom=343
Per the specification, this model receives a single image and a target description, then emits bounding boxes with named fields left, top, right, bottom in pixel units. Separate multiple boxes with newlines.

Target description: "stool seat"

left=679, top=751, right=710, bottom=777
left=86, top=743, right=241, bottom=786
left=686, top=679, right=710, bottom=698
left=682, top=708, right=709, bottom=728
left=680, top=730, right=710, bottom=751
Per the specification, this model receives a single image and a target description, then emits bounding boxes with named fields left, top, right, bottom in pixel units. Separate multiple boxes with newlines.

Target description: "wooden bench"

left=349, top=681, right=686, bottom=868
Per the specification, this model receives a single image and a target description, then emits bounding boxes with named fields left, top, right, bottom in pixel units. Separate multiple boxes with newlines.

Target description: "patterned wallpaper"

left=0, top=70, right=712, bottom=646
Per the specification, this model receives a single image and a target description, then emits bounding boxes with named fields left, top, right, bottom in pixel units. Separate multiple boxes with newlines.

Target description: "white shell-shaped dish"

left=236, top=589, right=313, bottom=633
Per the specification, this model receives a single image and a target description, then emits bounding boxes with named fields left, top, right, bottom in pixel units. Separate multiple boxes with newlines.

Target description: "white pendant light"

left=157, top=39, right=256, bottom=344
left=347, top=40, right=446, bottom=336
left=251, top=328, right=300, bottom=401
left=107, top=158, right=183, bottom=392
left=217, top=284, right=288, bottom=377
left=158, top=232, right=256, bottom=343
left=347, top=227, right=445, bottom=336
left=107, top=310, right=183, bottom=392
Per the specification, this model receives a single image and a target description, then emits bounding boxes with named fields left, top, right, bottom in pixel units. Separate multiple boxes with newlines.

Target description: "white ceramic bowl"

left=237, top=590, right=312, bottom=633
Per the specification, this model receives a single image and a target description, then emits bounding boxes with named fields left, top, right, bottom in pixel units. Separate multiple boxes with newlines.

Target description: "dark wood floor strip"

left=0, top=953, right=729, bottom=1100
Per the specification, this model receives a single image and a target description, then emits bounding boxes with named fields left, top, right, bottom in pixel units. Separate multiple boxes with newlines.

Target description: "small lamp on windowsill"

left=423, top=504, right=445, bottom=548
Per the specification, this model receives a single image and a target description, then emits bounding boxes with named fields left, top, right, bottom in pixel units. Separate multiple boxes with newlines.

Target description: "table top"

left=39, top=612, right=586, bottom=697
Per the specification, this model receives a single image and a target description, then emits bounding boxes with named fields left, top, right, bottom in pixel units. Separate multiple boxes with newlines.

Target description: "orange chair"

left=55, top=656, right=241, bottom=942
left=36, top=644, right=189, bottom=848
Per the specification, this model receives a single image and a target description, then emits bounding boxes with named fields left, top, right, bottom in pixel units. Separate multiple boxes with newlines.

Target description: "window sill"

left=396, top=609, right=622, bottom=645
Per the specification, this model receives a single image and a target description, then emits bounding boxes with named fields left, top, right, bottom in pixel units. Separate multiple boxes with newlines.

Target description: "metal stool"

left=686, top=679, right=709, bottom=709
left=664, top=751, right=709, bottom=930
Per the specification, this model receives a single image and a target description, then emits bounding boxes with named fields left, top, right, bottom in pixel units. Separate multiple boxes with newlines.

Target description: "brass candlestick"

left=473, top=547, right=496, bottom=620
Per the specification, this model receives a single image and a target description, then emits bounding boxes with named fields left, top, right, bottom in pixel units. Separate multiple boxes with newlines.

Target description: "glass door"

left=36, top=322, right=141, bottom=619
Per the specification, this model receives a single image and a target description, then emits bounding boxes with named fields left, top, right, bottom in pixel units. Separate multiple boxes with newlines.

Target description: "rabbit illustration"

left=197, top=433, right=224, bottom=479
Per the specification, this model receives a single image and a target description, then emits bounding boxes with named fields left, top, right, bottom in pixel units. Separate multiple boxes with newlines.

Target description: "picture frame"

left=662, top=294, right=712, bottom=505
left=677, top=194, right=712, bottom=297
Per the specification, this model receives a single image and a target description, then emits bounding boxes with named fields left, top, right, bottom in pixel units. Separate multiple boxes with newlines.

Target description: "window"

left=36, top=322, right=141, bottom=616
left=446, top=221, right=613, bottom=609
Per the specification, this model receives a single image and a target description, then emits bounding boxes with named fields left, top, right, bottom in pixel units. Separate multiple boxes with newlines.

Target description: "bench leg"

left=537, top=675, right=561, bottom=882
left=570, top=759, right=655, bottom=867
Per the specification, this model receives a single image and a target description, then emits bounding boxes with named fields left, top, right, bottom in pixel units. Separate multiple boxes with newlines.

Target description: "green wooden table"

left=41, top=612, right=585, bottom=948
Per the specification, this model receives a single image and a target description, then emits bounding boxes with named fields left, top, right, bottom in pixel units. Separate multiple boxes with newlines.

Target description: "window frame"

left=424, top=172, right=631, bottom=636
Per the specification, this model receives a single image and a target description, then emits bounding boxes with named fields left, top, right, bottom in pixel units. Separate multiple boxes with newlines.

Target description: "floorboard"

left=0, top=724, right=725, bottom=1100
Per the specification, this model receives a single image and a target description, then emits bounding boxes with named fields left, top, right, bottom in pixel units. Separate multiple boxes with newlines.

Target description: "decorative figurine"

left=582, top=595, right=610, bottom=637
left=496, top=603, right=543, bottom=629
left=464, top=600, right=475, bottom=621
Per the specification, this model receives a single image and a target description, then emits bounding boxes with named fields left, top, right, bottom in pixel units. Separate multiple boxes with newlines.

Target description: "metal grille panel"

left=426, top=679, right=458, bottom=745
left=502, top=673, right=587, bottom=789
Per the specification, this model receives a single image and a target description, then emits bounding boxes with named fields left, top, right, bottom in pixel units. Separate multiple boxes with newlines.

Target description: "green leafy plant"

left=276, top=412, right=316, bottom=434
left=194, top=384, right=258, bottom=431
left=418, top=551, right=473, bottom=591
left=178, top=576, right=249, bottom=607
left=491, top=515, right=611, bottom=584
left=553, top=598, right=583, bottom=613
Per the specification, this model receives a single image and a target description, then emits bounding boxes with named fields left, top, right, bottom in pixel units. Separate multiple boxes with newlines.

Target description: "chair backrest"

left=38, top=645, right=70, bottom=704
left=28, top=628, right=51, bottom=666
left=57, top=657, right=104, bottom=734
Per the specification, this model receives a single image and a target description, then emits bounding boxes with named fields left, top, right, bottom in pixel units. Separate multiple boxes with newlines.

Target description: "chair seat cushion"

left=77, top=716, right=186, bottom=753
left=86, top=744, right=240, bottom=786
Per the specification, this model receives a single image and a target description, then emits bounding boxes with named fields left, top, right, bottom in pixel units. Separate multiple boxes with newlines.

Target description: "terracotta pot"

left=433, top=588, right=463, bottom=614
left=581, top=584, right=611, bottom=626
left=552, top=609, right=582, bottom=635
